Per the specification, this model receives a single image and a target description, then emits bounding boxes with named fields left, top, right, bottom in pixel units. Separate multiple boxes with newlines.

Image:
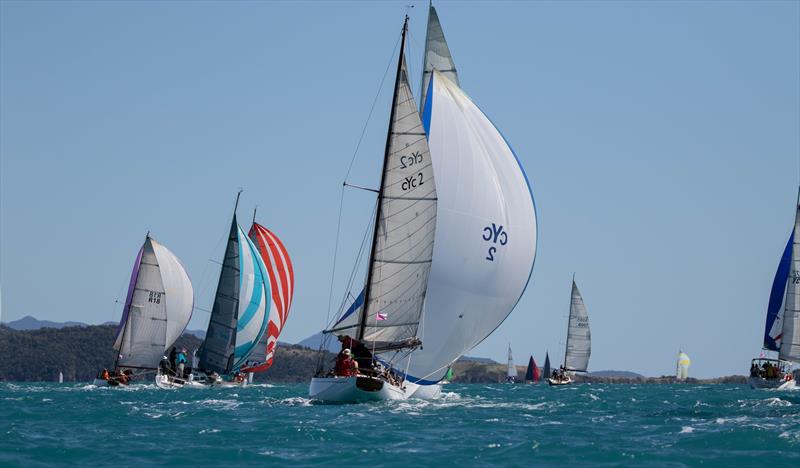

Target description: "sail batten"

left=564, top=281, right=591, bottom=372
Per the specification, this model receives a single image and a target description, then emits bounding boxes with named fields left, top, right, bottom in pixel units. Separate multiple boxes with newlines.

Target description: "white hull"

left=309, top=376, right=409, bottom=403
left=154, top=370, right=246, bottom=389
left=749, top=376, right=796, bottom=390
left=547, top=376, right=573, bottom=386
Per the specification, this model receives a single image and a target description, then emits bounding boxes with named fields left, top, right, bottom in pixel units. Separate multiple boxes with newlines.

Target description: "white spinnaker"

left=780, top=202, right=800, bottom=362
left=507, top=345, right=517, bottom=378
left=114, top=238, right=167, bottom=368
left=151, top=238, right=194, bottom=352
left=397, top=70, right=537, bottom=383
left=421, top=4, right=459, bottom=110
left=565, top=281, right=591, bottom=372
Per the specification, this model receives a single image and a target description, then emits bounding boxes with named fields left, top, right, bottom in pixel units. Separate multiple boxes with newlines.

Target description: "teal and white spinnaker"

left=396, top=70, right=536, bottom=384
left=198, top=211, right=271, bottom=375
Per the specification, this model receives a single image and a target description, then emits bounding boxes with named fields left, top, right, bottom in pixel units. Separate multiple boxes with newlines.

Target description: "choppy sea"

left=1, top=382, right=799, bottom=466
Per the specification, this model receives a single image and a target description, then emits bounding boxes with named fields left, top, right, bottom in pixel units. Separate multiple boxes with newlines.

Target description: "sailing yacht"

left=548, top=279, right=591, bottom=386
left=94, top=233, right=194, bottom=387
left=310, top=11, right=537, bottom=402
left=749, top=190, right=800, bottom=390
left=676, top=351, right=691, bottom=381
left=156, top=193, right=273, bottom=389
left=506, top=345, right=517, bottom=383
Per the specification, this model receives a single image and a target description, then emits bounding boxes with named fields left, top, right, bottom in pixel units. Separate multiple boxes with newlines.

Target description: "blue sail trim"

left=333, top=289, right=365, bottom=327
left=422, top=74, right=434, bottom=137
left=234, top=231, right=270, bottom=367
left=764, top=232, right=793, bottom=351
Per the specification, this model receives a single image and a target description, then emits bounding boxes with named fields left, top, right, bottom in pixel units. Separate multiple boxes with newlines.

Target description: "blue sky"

left=1, top=1, right=798, bottom=377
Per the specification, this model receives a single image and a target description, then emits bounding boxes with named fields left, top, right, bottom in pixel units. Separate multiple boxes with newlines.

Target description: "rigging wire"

left=318, top=28, right=406, bottom=367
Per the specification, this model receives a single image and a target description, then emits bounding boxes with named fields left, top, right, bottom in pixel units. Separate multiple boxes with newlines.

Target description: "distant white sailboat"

left=676, top=351, right=690, bottom=381
left=58, top=371, right=63, bottom=384
left=548, top=278, right=591, bottom=386
left=506, top=345, right=517, bottom=383
left=749, top=189, right=800, bottom=390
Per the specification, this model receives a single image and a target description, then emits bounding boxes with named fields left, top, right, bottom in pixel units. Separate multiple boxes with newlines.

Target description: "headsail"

left=401, top=70, right=536, bottom=384
left=779, top=196, right=800, bottom=362
left=336, top=18, right=437, bottom=353
left=564, top=280, right=591, bottom=372
left=676, top=351, right=691, bottom=380
left=765, top=233, right=792, bottom=351
left=198, top=213, right=271, bottom=375
left=243, top=222, right=294, bottom=372
left=113, top=235, right=194, bottom=369
left=420, top=3, right=459, bottom=109
left=507, top=344, right=517, bottom=380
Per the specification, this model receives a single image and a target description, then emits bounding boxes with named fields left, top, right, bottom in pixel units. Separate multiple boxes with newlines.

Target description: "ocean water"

left=1, top=382, right=799, bottom=466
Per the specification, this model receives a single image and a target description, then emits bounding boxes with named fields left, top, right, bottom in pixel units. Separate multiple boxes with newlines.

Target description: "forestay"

left=114, top=236, right=194, bottom=369
left=780, top=200, right=800, bottom=362
left=398, top=70, right=536, bottom=384
left=420, top=4, right=459, bottom=110
left=565, top=281, right=591, bottom=372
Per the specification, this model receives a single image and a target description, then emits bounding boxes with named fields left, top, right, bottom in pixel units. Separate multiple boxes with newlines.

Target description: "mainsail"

left=420, top=3, right=459, bottom=110
left=403, top=69, right=537, bottom=384
left=331, top=18, right=437, bottom=354
left=779, top=197, right=800, bottom=362
left=113, top=235, right=194, bottom=370
left=676, top=351, right=691, bottom=380
left=507, top=345, right=517, bottom=380
left=198, top=209, right=271, bottom=375
left=564, top=280, right=591, bottom=372
left=243, top=221, right=294, bottom=372
left=543, top=352, right=551, bottom=380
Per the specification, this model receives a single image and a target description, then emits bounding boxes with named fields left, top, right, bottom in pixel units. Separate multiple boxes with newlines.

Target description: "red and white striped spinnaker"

left=242, top=222, right=294, bottom=372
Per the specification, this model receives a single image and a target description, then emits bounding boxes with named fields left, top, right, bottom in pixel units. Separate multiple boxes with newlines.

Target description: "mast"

left=563, top=273, right=574, bottom=369
left=357, top=16, right=410, bottom=342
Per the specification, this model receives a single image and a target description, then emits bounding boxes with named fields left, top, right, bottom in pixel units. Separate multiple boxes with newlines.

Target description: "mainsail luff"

left=354, top=15, right=437, bottom=350
left=779, top=192, right=800, bottom=362
left=421, top=3, right=459, bottom=109
left=564, top=279, right=591, bottom=372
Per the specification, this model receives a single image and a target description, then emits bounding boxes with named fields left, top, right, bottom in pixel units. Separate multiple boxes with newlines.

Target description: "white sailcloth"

left=676, top=352, right=690, bottom=380
left=507, top=345, right=517, bottom=379
left=420, top=4, right=459, bottom=109
left=398, top=70, right=537, bottom=384
left=113, top=237, right=194, bottom=369
left=332, top=46, right=437, bottom=351
left=780, top=201, right=800, bottom=362
left=565, top=281, right=591, bottom=372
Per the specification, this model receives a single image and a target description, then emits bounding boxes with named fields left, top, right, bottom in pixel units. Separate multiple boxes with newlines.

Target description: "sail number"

left=400, top=151, right=423, bottom=169
left=402, top=173, right=424, bottom=191
left=148, top=291, right=162, bottom=304
left=483, top=223, right=508, bottom=261
left=793, top=271, right=800, bottom=284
